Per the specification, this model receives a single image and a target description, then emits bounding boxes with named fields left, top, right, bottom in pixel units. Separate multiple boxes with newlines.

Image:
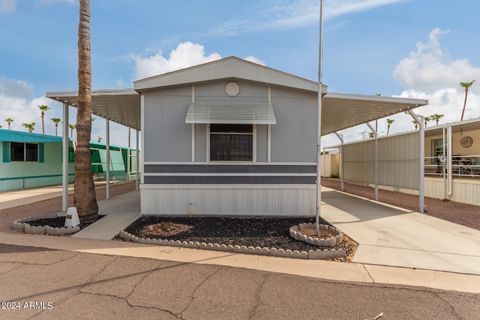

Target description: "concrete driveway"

left=321, top=188, right=480, bottom=275
left=0, top=244, right=478, bottom=320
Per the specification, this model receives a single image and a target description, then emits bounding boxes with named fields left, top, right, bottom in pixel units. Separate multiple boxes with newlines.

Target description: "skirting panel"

left=141, top=185, right=316, bottom=216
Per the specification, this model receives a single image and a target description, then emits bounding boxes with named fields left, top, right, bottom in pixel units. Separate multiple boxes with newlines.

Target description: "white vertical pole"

left=106, top=118, right=110, bottom=200
left=127, top=127, right=131, bottom=181
left=136, top=129, right=140, bottom=191
left=192, top=85, right=195, bottom=162
left=419, top=116, right=425, bottom=212
left=442, top=127, right=446, bottom=199
left=315, top=0, right=324, bottom=235
left=334, top=132, right=344, bottom=191
left=374, top=120, right=379, bottom=201
left=447, top=126, right=453, bottom=197
left=267, top=86, right=272, bottom=162
left=62, top=103, right=69, bottom=212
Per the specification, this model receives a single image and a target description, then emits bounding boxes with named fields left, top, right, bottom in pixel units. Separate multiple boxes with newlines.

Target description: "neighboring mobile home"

left=0, top=129, right=136, bottom=192
left=47, top=57, right=428, bottom=216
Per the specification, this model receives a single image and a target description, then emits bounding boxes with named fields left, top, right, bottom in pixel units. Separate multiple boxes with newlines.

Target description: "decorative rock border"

left=289, top=223, right=343, bottom=248
left=118, top=230, right=346, bottom=260
left=12, top=215, right=80, bottom=236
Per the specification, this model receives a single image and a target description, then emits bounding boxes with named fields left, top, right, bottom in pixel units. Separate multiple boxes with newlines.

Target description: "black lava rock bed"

left=125, top=216, right=338, bottom=252
left=28, top=215, right=105, bottom=230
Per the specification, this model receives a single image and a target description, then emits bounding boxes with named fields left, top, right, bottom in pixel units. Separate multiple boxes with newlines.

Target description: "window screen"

left=25, top=143, right=38, bottom=162
left=210, top=124, right=253, bottom=161
left=10, top=142, right=25, bottom=162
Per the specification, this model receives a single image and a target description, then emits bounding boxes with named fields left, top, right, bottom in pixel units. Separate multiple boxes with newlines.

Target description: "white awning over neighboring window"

left=185, top=102, right=277, bottom=125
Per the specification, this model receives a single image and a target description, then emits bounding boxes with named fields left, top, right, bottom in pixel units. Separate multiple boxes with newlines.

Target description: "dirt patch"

left=27, top=215, right=105, bottom=230
left=140, top=222, right=192, bottom=238
left=299, top=225, right=338, bottom=239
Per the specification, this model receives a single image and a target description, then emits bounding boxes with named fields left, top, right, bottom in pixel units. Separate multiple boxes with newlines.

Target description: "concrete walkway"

left=73, top=191, right=140, bottom=240
left=321, top=188, right=480, bottom=275
left=0, top=181, right=111, bottom=211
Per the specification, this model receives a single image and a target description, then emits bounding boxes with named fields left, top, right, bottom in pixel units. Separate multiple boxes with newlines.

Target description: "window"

left=210, top=124, right=253, bottom=161
left=10, top=142, right=38, bottom=162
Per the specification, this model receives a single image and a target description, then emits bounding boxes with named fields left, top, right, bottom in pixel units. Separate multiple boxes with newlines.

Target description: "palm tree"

left=97, top=136, right=102, bottom=143
left=460, top=80, right=475, bottom=121
left=69, top=124, right=76, bottom=138
left=22, top=122, right=35, bottom=133
left=424, top=115, right=432, bottom=128
left=386, top=119, right=394, bottom=135
left=431, top=114, right=444, bottom=126
left=4, top=118, right=13, bottom=130
left=38, top=105, right=49, bottom=134
left=75, top=0, right=98, bottom=223
left=51, top=118, right=62, bottom=136
left=412, top=120, right=418, bottom=130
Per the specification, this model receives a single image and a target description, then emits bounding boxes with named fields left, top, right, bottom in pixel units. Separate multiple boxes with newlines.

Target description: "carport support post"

left=136, top=129, right=139, bottom=191
left=334, top=132, right=344, bottom=191
left=106, top=118, right=110, bottom=200
left=366, top=122, right=379, bottom=201
left=315, top=0, right=324, bottom=236
left=62, top=103, right=69, bottom=212
left=408, top=111, right=425, bottom=213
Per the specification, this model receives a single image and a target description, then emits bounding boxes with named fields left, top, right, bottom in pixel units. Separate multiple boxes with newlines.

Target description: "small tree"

left=38, top=105, right=49, bottom=134
left=424, top=115, right=432, bottom=128
left=69, top=124, right=76, bottom=138
left=431, top=114, right=444, bottom=126
left=412, top=120, right=418, bottom=130
left=51, top=118, right=62, bottom=136
left=5, top=118, right=13, bottom=130
left=460, top=80, right=475, bottom=121
left=386, top=119, right=394, bottom=135
left=22, top=122, right=36, bottom=133
left=97, top=136, right=102, bottom=143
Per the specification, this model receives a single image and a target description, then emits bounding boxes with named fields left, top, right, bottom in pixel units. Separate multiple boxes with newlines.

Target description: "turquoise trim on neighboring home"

left=0, top=128, right=63, bottom=143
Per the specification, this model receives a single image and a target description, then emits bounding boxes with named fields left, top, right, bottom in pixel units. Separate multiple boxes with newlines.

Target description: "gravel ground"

left=125, top=216, right=357, bottom=257
left=322, top=178, right=480, bottom=230
left=0, top=181, right=136, bottom=233
left=28, top=215, right=105, bottom=229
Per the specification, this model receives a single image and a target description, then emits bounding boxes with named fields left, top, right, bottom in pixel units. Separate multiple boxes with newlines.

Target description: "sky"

left=0, top=0, right=479, bottom=147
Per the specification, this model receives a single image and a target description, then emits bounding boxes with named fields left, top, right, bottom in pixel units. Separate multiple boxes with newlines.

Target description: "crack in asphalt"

left=177, top=266, right=223, bottom=319
left=0, top=251, right=80, bottom=267
left=248, top=273, right=269, bottom=320
left=433, top=292, right=464, bottom=320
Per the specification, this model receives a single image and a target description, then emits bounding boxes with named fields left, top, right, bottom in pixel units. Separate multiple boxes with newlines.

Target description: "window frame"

left=206, top=124, right=257, bottom=163
left=9, top=142, right=39, bottom=162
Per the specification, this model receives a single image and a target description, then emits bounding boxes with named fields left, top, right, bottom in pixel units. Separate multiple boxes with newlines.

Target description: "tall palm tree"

left=51, top=118, right=62, bottom=136
left=431, top=114, right=444, bottom=126
left=4, top=118, right=13, bottom=130
left=22, top=122, right=35, bottom=133
left=97, top=136, right=102, bottom=143
left=460, top=80, right=475, bottom=121
left=38, top=105, right=49, bottom=134
left=386, top=119, right=394, bottom=135
left=69, top=124, right=76, bottom=138
left=75, top=0, right=98, bottom=223
left=412, top=120, right=418, bottom=130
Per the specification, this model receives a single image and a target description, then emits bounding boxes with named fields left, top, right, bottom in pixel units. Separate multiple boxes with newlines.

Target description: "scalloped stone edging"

left=12, top=216, right=80, bottom=236
left=117, top=230, right=346, bottom=260
left=289, top=223, right=343, bottom=248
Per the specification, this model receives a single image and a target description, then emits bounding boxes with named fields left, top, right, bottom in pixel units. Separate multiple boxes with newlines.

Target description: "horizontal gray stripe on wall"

left=144, top=176, right=316, bottom=184
left=144, top=164, right=317, bottom=174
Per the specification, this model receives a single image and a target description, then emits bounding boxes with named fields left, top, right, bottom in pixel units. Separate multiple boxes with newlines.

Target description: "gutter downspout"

left=334, top=132, right=344, bottom=191
left=366, top=122, right=378, bottom=201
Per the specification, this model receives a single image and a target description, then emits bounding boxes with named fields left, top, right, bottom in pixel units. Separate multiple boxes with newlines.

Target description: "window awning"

left=185, top=102, right=277, bottom=125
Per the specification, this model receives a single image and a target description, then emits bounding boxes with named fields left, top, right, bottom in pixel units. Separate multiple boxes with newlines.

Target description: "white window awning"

left=185, top=102, right=277, bottom=125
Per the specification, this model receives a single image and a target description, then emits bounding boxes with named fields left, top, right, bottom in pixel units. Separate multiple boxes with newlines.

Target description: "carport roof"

left=46, top=58, right=428, bottom=134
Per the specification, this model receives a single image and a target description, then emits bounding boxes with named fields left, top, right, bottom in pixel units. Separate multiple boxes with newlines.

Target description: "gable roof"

left=134, top=56, right=327, bottom=93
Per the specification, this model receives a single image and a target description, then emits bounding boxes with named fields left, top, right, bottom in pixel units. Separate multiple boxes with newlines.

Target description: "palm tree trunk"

left=41, top=113, right=45, bottom=134
left=461, top=88, right=469, bottom=121
left=74, top=0, right=98, bottom=223
left=55, top=125, right=58, bottom=136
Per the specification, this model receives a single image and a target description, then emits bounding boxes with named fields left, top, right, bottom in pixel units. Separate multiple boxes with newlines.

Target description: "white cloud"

left=132, top=42, right=264, bottom=79
left=394, top=28, right=480, bottom=93
left=323, top=28, right=480, bottom=147
left=0, top=0, right=15, bottom=13
left=207, top=0, right=405, bottom=36
left=244, top=56, right=266, bottom=66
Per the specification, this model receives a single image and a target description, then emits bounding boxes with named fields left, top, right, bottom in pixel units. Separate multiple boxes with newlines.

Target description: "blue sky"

left=0, top=0, right=479, bottom=146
